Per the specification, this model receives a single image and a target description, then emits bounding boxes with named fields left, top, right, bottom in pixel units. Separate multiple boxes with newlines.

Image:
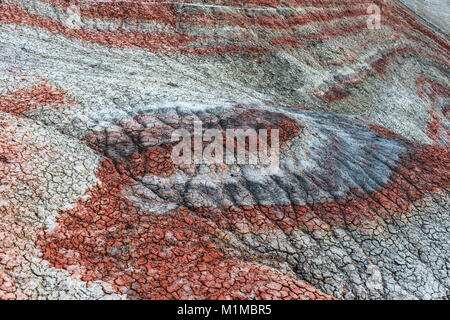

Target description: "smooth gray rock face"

left=0, top=0, right=448, bottom=300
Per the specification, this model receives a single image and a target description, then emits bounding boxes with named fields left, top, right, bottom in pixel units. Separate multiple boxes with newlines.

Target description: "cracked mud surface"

left=0, top=0, right=448, bottom=299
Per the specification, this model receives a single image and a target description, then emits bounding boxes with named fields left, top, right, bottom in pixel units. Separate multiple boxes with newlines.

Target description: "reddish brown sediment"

left=83, top=109, right=303, bottom=158
left=370, top=124, right=409, bottom=141
left=0, top=3, right=276, bottom=56
left=222, top=110, right=303, bottom=148
left=315, top=84, right=351, bottom=104
left=0, top=4, right=196, bottom=53
left=315, top=47, right=413, bottom=103
left=427, top=109, right=444, bottom=143
left=35, top=154, right=332, bottom=299
left=193, top=143, right=449, bottom=233
left=389, top=2, right=450, bottom=59
left=80, top=110, right=448, bottom=234
left=2, top=0, right=449, bottom=300
left=0, top=265, right=26, bottom=300
left=35, top=111, right=449, bottom=298
left=42, top=0, right=372, bottom=29
left=0, top=83, right=73, bottom=115
left=40, top=0, right=449, bottom=62
left=3, top=1, right=448, bottom=62
left=0, top=115, right=80, bottom=300
left=416, top=77, right=450, bottom=145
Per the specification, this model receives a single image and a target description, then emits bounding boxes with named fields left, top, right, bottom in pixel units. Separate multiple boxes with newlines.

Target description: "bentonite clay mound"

left=0, top=0, right=448, bottom=300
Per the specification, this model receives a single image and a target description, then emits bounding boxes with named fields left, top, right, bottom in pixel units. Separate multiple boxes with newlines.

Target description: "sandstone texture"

left=0, top=0, right=448, bottom=300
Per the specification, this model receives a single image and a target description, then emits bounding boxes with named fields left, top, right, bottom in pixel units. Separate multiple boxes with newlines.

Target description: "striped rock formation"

left=0, top=0, right=448, bottom=299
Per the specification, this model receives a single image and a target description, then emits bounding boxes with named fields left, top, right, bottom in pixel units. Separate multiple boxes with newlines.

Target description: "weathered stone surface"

left=0, top=0, right=448, bottom=299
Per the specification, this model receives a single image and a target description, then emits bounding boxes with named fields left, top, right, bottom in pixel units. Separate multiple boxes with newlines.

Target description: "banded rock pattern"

left=0, top=0, right=448, bottom=299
